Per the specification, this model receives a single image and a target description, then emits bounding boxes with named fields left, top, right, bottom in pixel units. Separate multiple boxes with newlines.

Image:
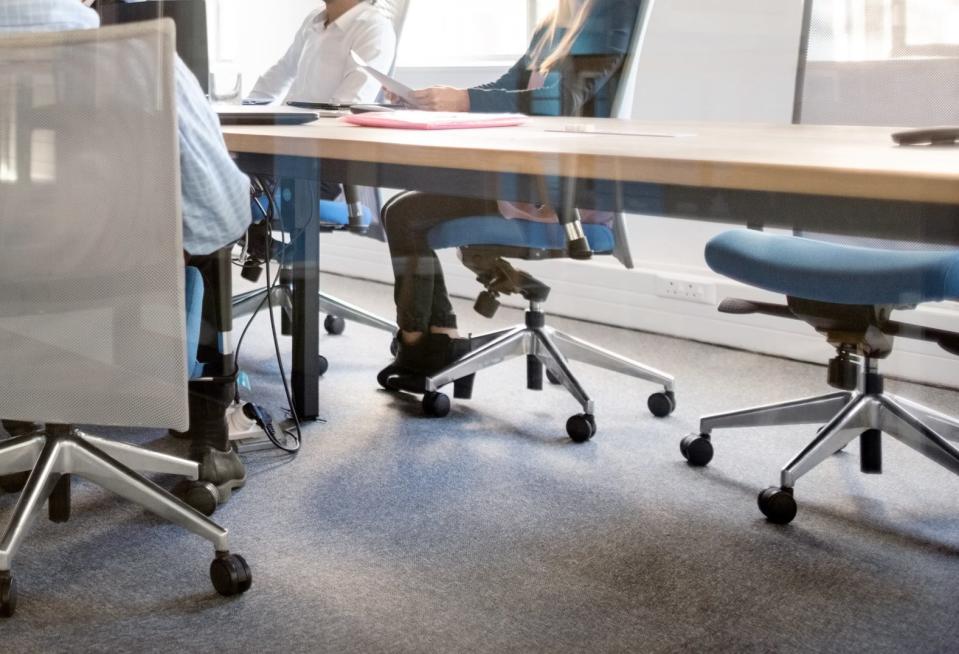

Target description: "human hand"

left=409, top=86, right=470, bottom=112
left=383, top=89, right=406, bottom=106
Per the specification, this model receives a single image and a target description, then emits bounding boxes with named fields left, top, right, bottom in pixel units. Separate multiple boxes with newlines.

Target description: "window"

left=396, top=0, right=555, bottom=67
left=809, top=0, right=959, bottom=61
left=893, top=0, right=959, bottom=55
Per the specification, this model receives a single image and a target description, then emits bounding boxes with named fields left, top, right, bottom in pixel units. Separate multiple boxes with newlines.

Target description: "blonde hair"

left=528, top=0, right=597, bottom=74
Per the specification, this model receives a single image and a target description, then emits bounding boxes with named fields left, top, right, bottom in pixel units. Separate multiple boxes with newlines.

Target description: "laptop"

left=217, top=111, right=319, bottom=126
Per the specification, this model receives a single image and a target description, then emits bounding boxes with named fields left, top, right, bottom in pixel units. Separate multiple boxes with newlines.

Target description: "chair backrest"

left=607, top=0, right=658, bottom=269
left=793, top=0, right=959, bottom=248
left=0, top=20, right=190, bottom=430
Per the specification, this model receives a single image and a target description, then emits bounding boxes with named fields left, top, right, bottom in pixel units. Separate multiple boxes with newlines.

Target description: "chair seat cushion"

left=426, top=216, right=616, bottom=253
left=185, top=266, right=204, bottom=379
left=318, top=200, right=373, bottom=227
left=706, top=230, right=959, bottom=305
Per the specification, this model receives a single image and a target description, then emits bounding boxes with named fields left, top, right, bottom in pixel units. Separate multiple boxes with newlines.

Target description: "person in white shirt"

left=247, top=0, right=396, bottom=106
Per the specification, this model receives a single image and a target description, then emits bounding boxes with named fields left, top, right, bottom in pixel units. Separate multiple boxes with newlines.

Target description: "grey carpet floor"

left=2, top=273, right=958, bottom=653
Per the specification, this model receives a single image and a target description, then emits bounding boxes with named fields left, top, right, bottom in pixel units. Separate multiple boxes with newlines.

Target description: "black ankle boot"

left=172, top=379, right=246, bottom=515
left=378, top=334, right=475, bottom=397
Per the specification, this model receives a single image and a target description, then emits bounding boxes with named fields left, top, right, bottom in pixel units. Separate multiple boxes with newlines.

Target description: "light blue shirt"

left=0, top=0, right=252, bottom=255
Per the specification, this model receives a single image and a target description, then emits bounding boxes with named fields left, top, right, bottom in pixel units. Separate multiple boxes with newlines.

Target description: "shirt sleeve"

left=466, top=56, right=533, bottom=113
left=329, top=18, right=397, bottom=105
left=247, top=13, right=313, bottom=102
left=174, top=58, right=252, bottom=255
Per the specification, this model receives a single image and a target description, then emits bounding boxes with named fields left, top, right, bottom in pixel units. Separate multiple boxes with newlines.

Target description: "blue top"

left=468, top=0, right=641, bottom=117
left=0, top=0, right=252, bottom=255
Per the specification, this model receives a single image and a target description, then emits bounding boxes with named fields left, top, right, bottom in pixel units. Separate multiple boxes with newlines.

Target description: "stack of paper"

left=342, top=111, right=526, bottom=130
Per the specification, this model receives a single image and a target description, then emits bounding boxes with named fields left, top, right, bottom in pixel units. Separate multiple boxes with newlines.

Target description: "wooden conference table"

left=222, top=115, right=959, bottom=420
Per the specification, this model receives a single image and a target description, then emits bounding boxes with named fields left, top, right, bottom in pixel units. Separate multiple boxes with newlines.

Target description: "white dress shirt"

left=248, top=2, right=396, bottom=105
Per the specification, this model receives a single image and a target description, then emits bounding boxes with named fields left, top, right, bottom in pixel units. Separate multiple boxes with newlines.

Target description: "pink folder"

left=342, top=110, right=526, bottom=130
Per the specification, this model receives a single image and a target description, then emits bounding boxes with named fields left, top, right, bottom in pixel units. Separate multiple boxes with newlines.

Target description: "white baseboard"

left=320, top=233, right=959, bottom=390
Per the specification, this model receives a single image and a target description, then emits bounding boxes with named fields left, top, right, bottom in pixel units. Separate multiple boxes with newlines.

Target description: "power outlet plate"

left=654, top=274, right=717, bottom=305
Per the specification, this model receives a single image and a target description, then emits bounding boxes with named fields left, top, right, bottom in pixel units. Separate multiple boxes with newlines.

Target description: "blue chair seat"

left=185, top=266, right=204, bottom=379
left=427, top=216, right=616, bottom=253
left=318, top=200, right=373, bottom=227
left=706, top=230, right=959, bottom=306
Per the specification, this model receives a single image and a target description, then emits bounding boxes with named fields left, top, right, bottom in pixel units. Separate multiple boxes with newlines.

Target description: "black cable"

left=233, top=179, right=279, bottom=368
left=239, top=174, right=304, bottom=453
left=263, top=211, right=303, bottom=453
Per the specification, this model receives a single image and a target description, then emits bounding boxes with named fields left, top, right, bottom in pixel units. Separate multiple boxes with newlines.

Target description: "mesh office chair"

left=383, top=0, right=676, bottom=442
left=0, top=22, right=250, bottom=616
left=232, top=0, right=409, bottom=366
left=679, top=0, right=959, bottom=524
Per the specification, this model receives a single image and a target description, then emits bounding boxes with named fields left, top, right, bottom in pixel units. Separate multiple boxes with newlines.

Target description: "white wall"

left=216, top=0, right=959, bottom=389
left=207, top=0, right=317, bottom=97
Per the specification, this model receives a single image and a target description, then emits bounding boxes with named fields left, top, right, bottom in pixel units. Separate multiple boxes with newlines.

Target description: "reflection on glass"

left=398, top=0, right=546, bottom=65
left=809, top=0, right=959, bottom=61
left=0, top=79, right=15, bottom=183
left=904, top=0, right=959, bottom=47
left=209, top=70, right=243, bottom=103
left=29, top=129, right=56, bottom=183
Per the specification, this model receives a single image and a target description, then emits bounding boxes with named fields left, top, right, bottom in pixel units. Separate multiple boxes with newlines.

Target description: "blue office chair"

left=396, top=0, right=676, bottom=442
left=679, top=0, right=959, bottom=524
left=413, top=207, right=675, bottom=442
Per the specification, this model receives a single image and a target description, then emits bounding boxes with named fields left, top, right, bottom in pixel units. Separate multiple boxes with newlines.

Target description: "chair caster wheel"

left=318, top=355, right=329, bottom=377
left=210, top=553, right=252, bottom=597
left=680, top=433, right=713, bottom=466
left=546, top=369, right=562, bottom=385
left=173, top=480, right=220, bottom=517
left=647, top=391, right=676, bottom=418
left=0, top=573, right=16, bottom=618
left=566, top=414, right=596, bottom=443
left=0, top=472, right=28, bottom=494
left=758, top=487, right=797, bottom=525
left=422, top=392, right=450, bottom=418
left=324, top=315, right=346, bottom=335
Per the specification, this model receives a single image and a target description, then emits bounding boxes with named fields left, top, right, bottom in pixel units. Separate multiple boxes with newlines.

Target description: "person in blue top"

left=379, top=0, right=642, bottom=384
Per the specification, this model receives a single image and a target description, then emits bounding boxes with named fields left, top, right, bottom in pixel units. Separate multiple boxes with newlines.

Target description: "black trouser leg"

left=182, top=250, right=246, bottom=505
left=381, top=192, right=499, bottom=333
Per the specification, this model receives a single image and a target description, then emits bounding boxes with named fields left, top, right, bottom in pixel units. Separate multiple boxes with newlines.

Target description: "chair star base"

left=0, top=425, right=250, bottom=616
left=397, top=302, right=677, bottom=442
left=232, top=285, right=397, bottom=344
left=682, top=358, right=959, bottom=524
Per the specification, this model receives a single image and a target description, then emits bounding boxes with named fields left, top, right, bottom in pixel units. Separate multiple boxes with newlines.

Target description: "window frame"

left=889, top=0, right=959, bottom=57
left=395, top=0, right=546, bottom=69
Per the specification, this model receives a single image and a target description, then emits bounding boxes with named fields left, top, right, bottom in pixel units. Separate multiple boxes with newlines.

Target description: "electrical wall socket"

left=654, top=274, right=717, bottom=305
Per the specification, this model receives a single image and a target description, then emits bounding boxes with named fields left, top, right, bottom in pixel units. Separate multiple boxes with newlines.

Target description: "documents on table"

left=351, top=50, right=417, bottom=106
left=342, top=110, right=526, bottom=130
left=547, top=124, right=697, bottom=138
